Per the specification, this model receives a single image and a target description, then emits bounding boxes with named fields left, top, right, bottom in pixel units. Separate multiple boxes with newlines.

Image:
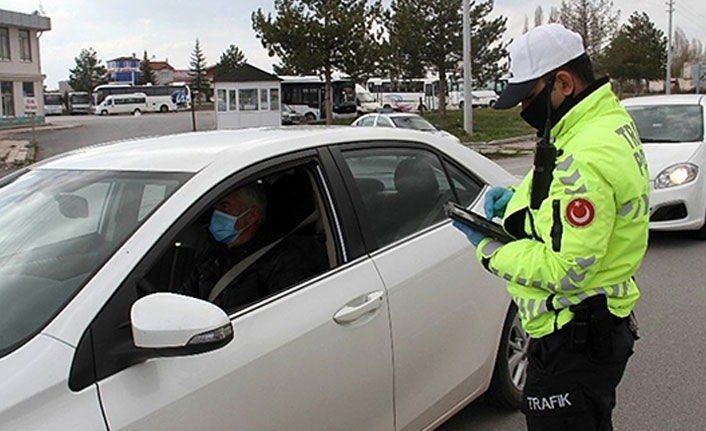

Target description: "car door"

left=332, top=143, right=510, bottom=431
left=78, top=152, right=395, bottom=431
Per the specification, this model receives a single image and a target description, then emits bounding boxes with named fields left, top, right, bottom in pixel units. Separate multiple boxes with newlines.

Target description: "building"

left=214, top=63, right=281, bottom=130
left=106, top=55, right=140, bottom=84
left=0, top=8, right=51, bottom=127
left=150, top=60, right=175, bottom=85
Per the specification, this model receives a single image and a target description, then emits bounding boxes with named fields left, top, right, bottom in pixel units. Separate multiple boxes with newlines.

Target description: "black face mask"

left=520, top=77, right=577, bottom=132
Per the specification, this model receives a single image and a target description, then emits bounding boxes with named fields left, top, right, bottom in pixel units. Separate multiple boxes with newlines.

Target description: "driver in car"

left=176, top=183, right=317, bottom=312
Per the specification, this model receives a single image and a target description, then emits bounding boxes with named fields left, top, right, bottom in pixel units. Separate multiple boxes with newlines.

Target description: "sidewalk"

left=0, top=121, right=80, bottom=138
left=465, top=134, right=536, bottom=158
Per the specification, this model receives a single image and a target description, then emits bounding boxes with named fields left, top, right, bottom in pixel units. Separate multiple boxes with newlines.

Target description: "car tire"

left=133, top=109, right=142, bottom=116
left=459, top=101, right=464, bottom=109
left=694, top=216, right=706, bottom=239
left=489, top=100, right=496, bottom=108
left=100, top=110, right=108, bottom=116
left=485, top=303, right=527, bottom=409
left=159, top=105, right=169, bottom=113
left=305, top=113, right=316, bottom=122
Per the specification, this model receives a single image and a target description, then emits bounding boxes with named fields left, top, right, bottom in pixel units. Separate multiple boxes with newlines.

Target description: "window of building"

left=1, top=81, right=14, bottom=117
left=260, top=89, right=269, bottom=111
left=19, top=29, right=31, bottom=62
left=0, top=28, right=9, bottom=60
left=23, top=82, right=34, bottom=98
left=270, top=88, right=280, bottom=111
left=228, top=90, right=237, bottom=111
left=341, top=147, right=456, bottom=247
left=216, top=89, right=227, bottom=112
left=239, top=89, right=259, bottom=111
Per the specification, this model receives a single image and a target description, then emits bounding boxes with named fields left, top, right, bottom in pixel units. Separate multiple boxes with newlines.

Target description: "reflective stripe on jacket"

left=477, top=82, right=650, bottom=339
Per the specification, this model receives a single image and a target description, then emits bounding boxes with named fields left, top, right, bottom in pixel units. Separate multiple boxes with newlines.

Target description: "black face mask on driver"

left=520, top=76, right=577, bottom=132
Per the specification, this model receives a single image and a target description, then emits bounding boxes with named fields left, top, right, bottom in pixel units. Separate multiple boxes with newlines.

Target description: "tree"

left=189, top=38, right=209, bottom=102
left=548, top=7, right=560, bottom=23
left=672, top=28, right=706, bottom=79
left=68, top=48, right=108, bottom=93
left=252, top=0, right=383, bottom=124
left=138, top=50, right=156, bottom=85
left=534, top=6, right=544, bottom=28
left=602, top=11, right=666, bottom=96
left=386, top=0, right=507, bottom=115
left=217, top=44, right=247, bottom=74
left=559, top=0, right=620, bottom=59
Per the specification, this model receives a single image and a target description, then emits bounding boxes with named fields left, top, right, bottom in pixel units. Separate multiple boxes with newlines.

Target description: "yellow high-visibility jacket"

left=477, top=81, right=650, bottom=339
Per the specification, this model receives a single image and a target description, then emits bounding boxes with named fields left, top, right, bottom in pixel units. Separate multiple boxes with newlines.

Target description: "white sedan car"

left=352, top=112, right=461, bottom=143
left=0, top=127, right=523, bottom=431
left=622, top=95, right=706, bottom=238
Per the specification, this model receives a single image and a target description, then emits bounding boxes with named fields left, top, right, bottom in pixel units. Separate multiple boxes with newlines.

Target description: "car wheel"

left=459, top=101, right=464, bottom=109
left=486, top=304, right=527, bottom=409
left=100, top=110, right=108, bottom=116
left=133, top=109, right=142, bottom=116
left=305, top=113, right=316, bottom=122
left=489, top=100, right=496, bottom=108
left=159, top=105, right=169, bottom=113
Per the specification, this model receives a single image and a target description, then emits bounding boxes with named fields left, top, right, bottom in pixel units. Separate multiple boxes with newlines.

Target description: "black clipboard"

left=444, top=201, right=514, bottom=244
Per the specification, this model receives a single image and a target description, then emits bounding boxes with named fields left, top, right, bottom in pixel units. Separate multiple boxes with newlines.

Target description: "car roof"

left=32, top=127, right=481, bottom=174
left=622, top=94, right=706, bottom=106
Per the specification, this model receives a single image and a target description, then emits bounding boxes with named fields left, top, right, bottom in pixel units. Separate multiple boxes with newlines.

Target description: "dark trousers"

left=522, top=316, right=636, bottom=431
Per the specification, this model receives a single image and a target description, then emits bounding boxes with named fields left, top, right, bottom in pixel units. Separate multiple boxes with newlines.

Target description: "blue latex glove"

left=484, top=186, right=514, bottom=220
left=452, top=221, right=486, bottom=247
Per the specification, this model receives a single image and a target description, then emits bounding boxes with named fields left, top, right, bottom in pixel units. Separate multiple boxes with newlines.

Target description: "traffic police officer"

left=454, top=24, right=648, bottom=430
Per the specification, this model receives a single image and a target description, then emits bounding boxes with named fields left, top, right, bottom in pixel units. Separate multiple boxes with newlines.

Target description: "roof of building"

left=108, top=56, right=140, bottom=63
left=173, top=70, right=194, bottom=82
left=214, top=63, right=281, bottom=83
left=150, top=61, right=175, bottom=71
left=0, top=8, right=51, bottom=31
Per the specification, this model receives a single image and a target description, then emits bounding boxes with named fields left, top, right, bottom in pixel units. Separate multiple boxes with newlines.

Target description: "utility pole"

left=666, top=0, right=674, bottom=94
left=463, top=0, right=473, bottom=135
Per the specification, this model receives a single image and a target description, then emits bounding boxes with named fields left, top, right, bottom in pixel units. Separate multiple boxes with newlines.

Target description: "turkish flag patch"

left=565, top=198, right=595, bottom=228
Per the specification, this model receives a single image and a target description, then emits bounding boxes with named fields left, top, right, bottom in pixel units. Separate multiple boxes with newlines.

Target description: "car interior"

left=139, top=163, right=335, bottom=313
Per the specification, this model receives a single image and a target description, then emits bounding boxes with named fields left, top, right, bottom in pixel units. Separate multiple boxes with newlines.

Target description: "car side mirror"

left=55, top=193, right=89, bottom=218
left=131, top=293, right=234, bottom=356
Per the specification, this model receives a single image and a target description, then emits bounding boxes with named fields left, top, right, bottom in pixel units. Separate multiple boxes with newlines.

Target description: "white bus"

left=93, top=84, right=188, bottom=113
left=94, top=93, right=148, bottom=116
left=43, top=92, right=64, bottom=115
left=68, top=91, right=91, bottom=115
left=366, top=78, right=439, bottom=112
left=280, top=75, right=357, bottom=120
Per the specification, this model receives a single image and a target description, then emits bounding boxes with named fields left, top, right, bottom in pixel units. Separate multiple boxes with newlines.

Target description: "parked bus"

left=280, top=75, right=357, bottom=120
left=94, top=93, right=148, bottom=116
left=366, top=77, right=438, bottom=112
left=92, top=84, right=189, bottom=112
left=43, top=92, right=64, bottom=115
left=68, top=91, right=91, bottom=115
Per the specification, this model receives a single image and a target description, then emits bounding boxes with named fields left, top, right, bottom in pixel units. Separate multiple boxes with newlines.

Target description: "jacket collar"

left=551, top=77, right=614, bottom=148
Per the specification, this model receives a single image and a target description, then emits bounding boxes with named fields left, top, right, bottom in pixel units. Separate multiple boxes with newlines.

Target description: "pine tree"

left=217, top=44, right=247, bottom=74
left=253, top=0, right=383, bottom=124
left=602, top=12, right=666, bottom=96
left=68, top=48, right=108, bottom=93
left=138, top=50, right=156, bottom=85
left=189, top=38, right=209, bottom=102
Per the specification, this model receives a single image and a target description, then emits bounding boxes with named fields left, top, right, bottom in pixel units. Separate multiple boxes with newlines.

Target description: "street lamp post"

left=463, top=0, right=473, bottom=135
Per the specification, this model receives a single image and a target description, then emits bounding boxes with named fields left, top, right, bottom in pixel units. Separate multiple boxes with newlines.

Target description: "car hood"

left=643, top=142, right=702, bottom=180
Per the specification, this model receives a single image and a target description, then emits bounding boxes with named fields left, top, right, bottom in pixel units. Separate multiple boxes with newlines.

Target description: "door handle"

left=333, top=291, right=385, bottom=324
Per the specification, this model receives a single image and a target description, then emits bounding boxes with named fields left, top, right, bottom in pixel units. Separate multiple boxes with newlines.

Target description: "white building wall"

left=215, top=81, right=281, bottom=130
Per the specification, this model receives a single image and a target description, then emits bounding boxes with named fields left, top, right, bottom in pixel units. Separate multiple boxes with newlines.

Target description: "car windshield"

left=358, top=92, right=375, bottom=103
left=626, top=105, right=704, bottom=143
left=391, top=116, right=437, bottom=131
left=71, top=94, right=91, bottom=104
left=0, top=169, right=190, bottom=358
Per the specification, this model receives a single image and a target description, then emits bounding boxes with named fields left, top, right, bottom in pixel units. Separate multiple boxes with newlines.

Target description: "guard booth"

left=214, top=63, right=282, bottom=129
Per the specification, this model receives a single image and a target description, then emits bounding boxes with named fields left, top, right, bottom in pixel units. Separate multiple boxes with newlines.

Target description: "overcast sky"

left=4, top=0, right=706, bottom=88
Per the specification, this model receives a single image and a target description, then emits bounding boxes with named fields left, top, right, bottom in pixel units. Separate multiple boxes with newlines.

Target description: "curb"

left=0, top=122, right=81, bottom=136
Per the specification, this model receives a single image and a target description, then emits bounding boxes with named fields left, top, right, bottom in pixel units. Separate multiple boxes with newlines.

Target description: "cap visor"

left=493, top=79, right=539, bottom=109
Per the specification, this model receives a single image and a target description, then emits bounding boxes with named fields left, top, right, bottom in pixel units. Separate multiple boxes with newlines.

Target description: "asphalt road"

left=440, top=156, right=706, bottom=431
left=5, top=118, right=706, bottom=430
left=9, top=111, right=217, bottom=160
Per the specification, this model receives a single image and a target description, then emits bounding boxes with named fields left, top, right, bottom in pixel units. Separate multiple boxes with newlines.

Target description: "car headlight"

left=654, top=163, right=698, bottom=189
